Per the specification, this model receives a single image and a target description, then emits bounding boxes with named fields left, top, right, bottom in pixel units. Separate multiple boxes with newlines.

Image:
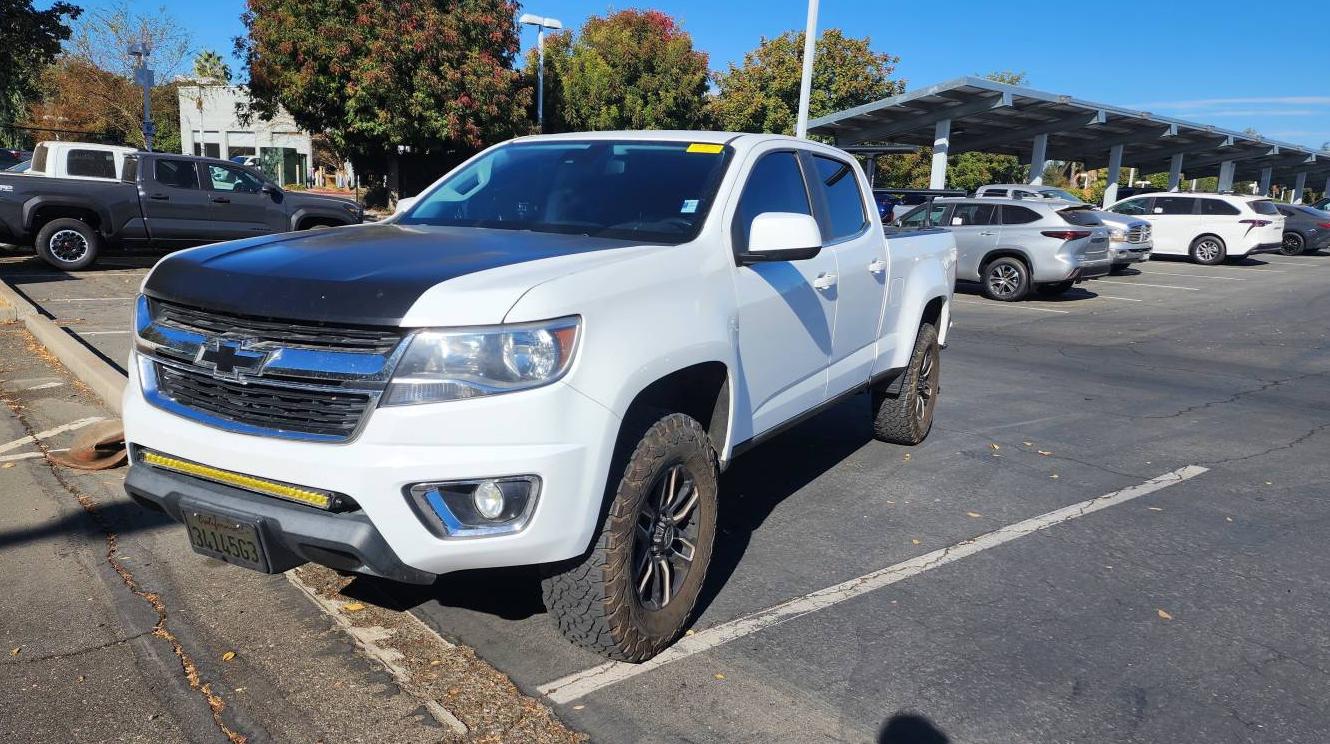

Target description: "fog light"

left=473, top=480, right=505, bottom=520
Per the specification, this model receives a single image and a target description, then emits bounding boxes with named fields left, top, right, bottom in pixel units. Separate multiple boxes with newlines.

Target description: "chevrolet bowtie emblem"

left=195, top=337, right=272, bottom=382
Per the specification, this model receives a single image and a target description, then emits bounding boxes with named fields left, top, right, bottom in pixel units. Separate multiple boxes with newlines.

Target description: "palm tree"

left=192, top=50, right=230, bottom=84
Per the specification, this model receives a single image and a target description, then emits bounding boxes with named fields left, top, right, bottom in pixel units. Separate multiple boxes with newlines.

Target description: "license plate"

left=183, top=509, right=268, bottom=572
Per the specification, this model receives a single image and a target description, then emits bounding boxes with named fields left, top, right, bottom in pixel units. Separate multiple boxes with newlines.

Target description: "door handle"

left=978, top=231, right=996, bottom=236
left=149, top=193, right=169, bottom=201
left=868, top=258, right=887, bottom=274
left=813, top=272, right=837, bottom=291
left=211, top=197, right=231, bottom=204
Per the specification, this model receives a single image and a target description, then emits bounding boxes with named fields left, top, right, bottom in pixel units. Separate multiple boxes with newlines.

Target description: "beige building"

left=177, top=84, right=312, bottom=186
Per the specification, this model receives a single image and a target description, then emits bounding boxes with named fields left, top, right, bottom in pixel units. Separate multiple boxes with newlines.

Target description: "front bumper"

left=122, top=363, right=622, bottom=578
left=1111, top=244, right=1152, bottom=264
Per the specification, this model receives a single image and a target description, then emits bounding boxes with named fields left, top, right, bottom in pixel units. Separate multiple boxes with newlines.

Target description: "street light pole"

left=519, top=13, right=563, bottom=133
left=128, top=42, right=155, bottom=151
left=794, top=0, right=819, bottom=138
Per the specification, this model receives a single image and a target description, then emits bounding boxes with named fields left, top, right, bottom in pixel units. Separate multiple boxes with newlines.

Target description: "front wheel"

left=980, top=257, right=1030, bottom=301
left=1189, top=235, right=1226, bottom=265
left=542, top=412, right=718, bottom=661
left=1280, top=232, right=1306, bottom=256
left=872, top=322, right=940, bottom=445
left=35, top=218, right=101, bottom=271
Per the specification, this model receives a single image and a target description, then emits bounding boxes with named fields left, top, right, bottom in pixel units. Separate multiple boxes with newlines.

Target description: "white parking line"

left=0, top=417, right=105, bottom=455
left=1091, top=294, right=1144, bottom=302
left=953, top=300, right=1069, bottom=314
left=1094, top=280, right=1200, bottom=291
left=538, top=465, right=1209, bottom=704
left=1139, top=271, right=1246, bottom=281
left=0, top=448, right=69, bottom=464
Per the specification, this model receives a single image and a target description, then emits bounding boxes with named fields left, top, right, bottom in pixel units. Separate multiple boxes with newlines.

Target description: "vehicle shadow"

left=0, top=496, right=176, bottom=550
left=953, top=280, right=1100, bottom=304
left=344, top=394, right=876, bottom=625
left=878, top=712, right=950, bottom=744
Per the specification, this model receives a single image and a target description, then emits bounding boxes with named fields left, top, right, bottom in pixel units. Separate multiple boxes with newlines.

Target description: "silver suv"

left=975, top=184, right=1152, bottom=272
left=894, top=197, right=1112, bottom=301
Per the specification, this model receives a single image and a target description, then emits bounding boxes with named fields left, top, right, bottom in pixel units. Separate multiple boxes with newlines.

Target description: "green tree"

left=535, top=10, right=710, bottom=132
left=710, top=28, right=902, bottom=135
left=193, top=50, right=231, bottom=84
left=0, top=0, right=82, bottom=147
left=237, top=0, right=531, bottom=184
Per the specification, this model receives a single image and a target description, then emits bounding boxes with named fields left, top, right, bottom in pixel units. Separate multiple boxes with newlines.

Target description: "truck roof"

left=509, top=130, right=824, bottom=149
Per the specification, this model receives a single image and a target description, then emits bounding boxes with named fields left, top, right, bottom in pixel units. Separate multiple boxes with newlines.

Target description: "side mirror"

left=260, top=183, right=277, bottom=195
left=738, top=212, right=822, bottom=264
left=394, top=195, right=417, bottom=215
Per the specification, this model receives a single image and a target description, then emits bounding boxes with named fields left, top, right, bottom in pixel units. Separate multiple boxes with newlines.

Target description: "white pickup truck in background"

left=23, top=141, right=138, bottom=181
left=123, top=131, right=957, bottom=660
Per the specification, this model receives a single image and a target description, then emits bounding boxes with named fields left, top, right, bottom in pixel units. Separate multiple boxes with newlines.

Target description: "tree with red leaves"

left=532, top=9, right=710, bottom=132
left=236, top=0, right=531, bottom=188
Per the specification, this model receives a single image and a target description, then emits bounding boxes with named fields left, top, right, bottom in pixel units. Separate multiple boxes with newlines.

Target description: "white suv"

left=1105, top=193, right=1284, bottom=264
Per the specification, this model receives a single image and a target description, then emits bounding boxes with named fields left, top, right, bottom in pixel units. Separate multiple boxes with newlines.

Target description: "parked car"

left=121, top=131, right=957, bottom=661
left=873, top=188, right=966, bottom=221
left=975, top=183, right=1152, bottom=272
left=893, top=196, right=1110, bottom=301
left=0, top=149, right=32, bottom=168
left=25, top=141, right=138, bottom=181
left=1274, top=204, right=1330, bottom=255
left=4, top=160, right=30, bottom=173
left=1311, top=197, right=1329, bottom=211
left=230, top=155, right=259, bottom=168
left=1105, top=193, right=1284, bottom=264
left=0, top=152, right=363, bottom=270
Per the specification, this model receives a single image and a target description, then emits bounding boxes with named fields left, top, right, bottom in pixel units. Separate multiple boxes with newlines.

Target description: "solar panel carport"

left=809, top=76, right=1330, bottom=206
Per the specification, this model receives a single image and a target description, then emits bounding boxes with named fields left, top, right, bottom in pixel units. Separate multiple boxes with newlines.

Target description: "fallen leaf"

left=10, top=647, right=20, bottom=656
left=989, top=443, right=1000, bottom=450
left=685, top=629, right=695, bottom=636
left=713, top=673, right=726, bottom=680
left=572, top=704, right=585, bottom=711
left=966, top=512, right=982, bottom=518
left=1225, top=517, right=1234, bottom=522
left=221, top=651, right=237, bottom=662
left=1037, top=450, right=1052, bottom=456
left=1264, top=481, right=1273, bottom=486
left=911, top=539, right=921, bottom=545
left=1157, top=609, right=1173, bottom=621
left=342, top=602, right=366, bottom=613
left=1022, top=441, right=1033, bottom=447
left=1146, top=507, right=1163, bottom=512
left=2, top=462, right=15, bottom=469
left=234, top=687, right=246, bottom=693
left=1049, top=474, right=1059, bottom=479
left=77, top=675, right=86, bottom=683
left=902, top=453, right=911, bottom=461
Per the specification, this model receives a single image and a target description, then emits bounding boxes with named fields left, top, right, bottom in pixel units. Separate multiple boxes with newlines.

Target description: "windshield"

left=1039, top=188, right=1085, bottom=204
left=401, top=140, right=732, bottom=244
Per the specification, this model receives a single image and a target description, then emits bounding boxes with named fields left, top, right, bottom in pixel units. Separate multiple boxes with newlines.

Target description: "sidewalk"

left=0, top=322, right=583, bottom=743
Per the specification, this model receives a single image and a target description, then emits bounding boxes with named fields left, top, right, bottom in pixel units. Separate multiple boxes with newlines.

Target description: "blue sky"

left=67, top=0, right=1328, bottom=149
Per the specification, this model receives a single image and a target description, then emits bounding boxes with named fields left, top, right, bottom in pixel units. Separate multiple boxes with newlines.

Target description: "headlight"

left=1109, top=228, right=1127, bottom=242
left=382, top=316, right=580, bottom=405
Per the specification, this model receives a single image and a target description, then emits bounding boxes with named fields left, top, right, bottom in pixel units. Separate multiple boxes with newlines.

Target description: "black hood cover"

left=143, top=223, right=640, bottom=326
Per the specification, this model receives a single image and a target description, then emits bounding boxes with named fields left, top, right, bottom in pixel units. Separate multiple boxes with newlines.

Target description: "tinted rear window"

left=1001, top=205, right=1041, bottom=224
left=67, top=149, right=117, bottom=178
left=1250, top=200, right=1279, bottom=216
left=811, top=155, right=867, bottom=241
left=154, top=159, right=200, bottom=189
left=32, top=144, right=49, bottom=173
left=1059, top=208, right=1102, bottom=226
left=949, top=203, right=997, bottom=226
left=1154, top=197, right=1196, bottom=215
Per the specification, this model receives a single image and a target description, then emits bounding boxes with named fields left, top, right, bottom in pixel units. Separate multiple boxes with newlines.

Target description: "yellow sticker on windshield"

left=686, top=143, right=724, bottom=154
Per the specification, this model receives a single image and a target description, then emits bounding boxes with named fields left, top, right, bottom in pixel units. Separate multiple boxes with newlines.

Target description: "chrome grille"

left=135, top=295, right=406, bottom=442
left=1127, top=225, right=1151, bottom=244
left=152, top=299, right=403, bottom=354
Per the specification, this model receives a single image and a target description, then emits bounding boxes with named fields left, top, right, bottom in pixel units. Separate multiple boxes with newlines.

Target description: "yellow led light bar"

left=686, top=142, right=723, bottom=154
left=141, top=450, right=334, bottom=509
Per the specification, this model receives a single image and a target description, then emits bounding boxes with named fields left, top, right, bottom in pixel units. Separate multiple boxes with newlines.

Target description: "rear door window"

left=154, top=159, right=200, bottom=190
left=1110, top=198, right=1151, bottom=215
left=1202, top=199, right=1241, bottom=216
left=1154, top=197, right=1197, bottom=215
left=810, top=155, right=867, bottom=241
left=1000, top=205, right=1042, bottom=224
left=66, top=149, right=117, bottom=179
left=949, top=203, right=997, bottom=226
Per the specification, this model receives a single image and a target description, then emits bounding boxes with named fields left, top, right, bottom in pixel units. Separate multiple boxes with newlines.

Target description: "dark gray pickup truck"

left=0, top=152, right=363, bottom=270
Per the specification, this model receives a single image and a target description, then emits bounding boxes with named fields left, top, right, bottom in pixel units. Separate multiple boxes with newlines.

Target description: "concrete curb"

left=0, top=278, right=126, bottom=413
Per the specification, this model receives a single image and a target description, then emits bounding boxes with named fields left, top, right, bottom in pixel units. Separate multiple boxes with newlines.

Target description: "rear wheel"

left=1035, top=280, right=1075, bottom=296
left=35, top=218, right=100, bottom=271
left=1189, top=235, right=1226, bottom=265
left=542, top=412, right=717, bottom=661
left=872, top=322, right=940, bottom=445
left=1280, top=232, right=1306, bottom=256
left=980, top=256, right=1030, bottom=301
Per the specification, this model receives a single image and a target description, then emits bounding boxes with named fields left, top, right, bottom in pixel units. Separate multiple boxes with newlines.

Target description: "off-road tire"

left=35, top=218, right=100, bottom=271
left=1189, top=235, right=1226, bottom=265
left=1035, top=280, right=1075, bottom=296
left=872, top=322, right=940, bottom=445
left=542, top=412, right=718, bottom=661
left=980, top=256, right=1030, bottom=301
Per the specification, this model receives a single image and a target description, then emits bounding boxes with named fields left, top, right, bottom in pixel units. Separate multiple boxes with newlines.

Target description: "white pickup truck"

left=24, top=141, right=138, bottom=181
left=123, top=131, right=957, bottom=660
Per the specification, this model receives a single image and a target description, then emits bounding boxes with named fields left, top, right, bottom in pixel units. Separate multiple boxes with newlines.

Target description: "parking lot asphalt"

left=4, top=244, right=1329, bottom=742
